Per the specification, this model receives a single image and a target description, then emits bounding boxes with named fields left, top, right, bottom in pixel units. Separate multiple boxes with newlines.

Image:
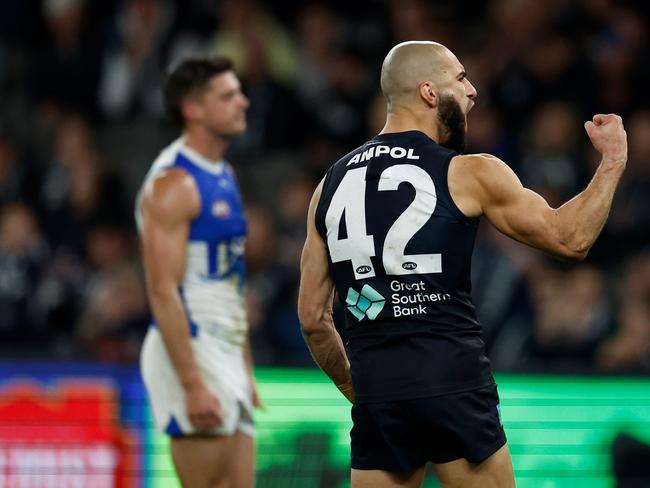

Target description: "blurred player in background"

left=136, top=57, right=259, bottom=487
left=298, top=41, right=627, bottom=488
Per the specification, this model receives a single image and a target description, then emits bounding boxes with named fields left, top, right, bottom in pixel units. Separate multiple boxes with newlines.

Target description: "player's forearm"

left=148, top=290, right=202, bottom=390
left=553, top=159, right=625, bottom=259
left=300, top=313, right=353, bottom=399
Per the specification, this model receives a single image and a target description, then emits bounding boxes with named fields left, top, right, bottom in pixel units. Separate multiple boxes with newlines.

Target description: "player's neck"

left=380, top=110, right=441, bottom=144
left=183, top=127, right=229, bottom=163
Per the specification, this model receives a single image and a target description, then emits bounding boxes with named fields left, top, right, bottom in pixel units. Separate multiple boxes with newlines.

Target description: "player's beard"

left=437, top=94, right=467, bottom=153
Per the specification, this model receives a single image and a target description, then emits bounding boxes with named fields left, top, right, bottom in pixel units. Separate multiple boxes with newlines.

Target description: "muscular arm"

left=140, top=169, right=221, bottom=428
left=451, top=114, right=627, bottom=260
left=298, top=181, right=354, bottom=403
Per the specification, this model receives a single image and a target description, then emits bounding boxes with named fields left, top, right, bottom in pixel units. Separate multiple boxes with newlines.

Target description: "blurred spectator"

left=84, top=222, right=135, bottom=272
left=67, top=193, right=140, bottom=361
left=471, top=226, right=536, bottom=370
left=526, top=262, right=614, bottom=370
left=298, top=44, right=374, bottom=148
left=209, top=0, right=297, bottom=86
left=597, top=252, right=650, bottom=372
left=593, top=110, right=650, bottom=263
left=245, top=203, right=309, bottom=365
left=490, top=0, right=552, bottom=54
left=199, top=0, right=307, bottom=158
left=588, top=7, right=649, bottom=113
left=75, top=215, right=142, bottom=362
left=31, top=0, right=103, bottom=119
left=37, top=114, right=129, bottom=253
left=230, top=39, right=306, bottom=157
left=294, top=3, right=340, bottom=106
left=519, top=102, right=589, bottom=207
left=34, top=247, right=88, bottom=349
left=487, top=2, right=601, bottom=127
left=464, top=104, right=516, bottom=162
left=388, top=0, right=454, bottom=46
left=99, top=0, right=176, bottom=120
left=276, top=174, right=314, bottom=267
left=0, top=204, right=49, bottom=341
left=76, top=263, right=149, bottom=362
left=246, top=204, right=280, bottom=361
left=0, top=133, right=41, bottom=206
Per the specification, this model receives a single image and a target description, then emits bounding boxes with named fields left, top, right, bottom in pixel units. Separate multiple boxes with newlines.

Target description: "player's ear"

left=182, top=99, right=201, bottom=122
left=419, top=81, right=438, bottom=108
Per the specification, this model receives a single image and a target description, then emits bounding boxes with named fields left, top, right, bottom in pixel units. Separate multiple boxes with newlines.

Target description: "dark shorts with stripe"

left=350, top=384, right=506, bottom=472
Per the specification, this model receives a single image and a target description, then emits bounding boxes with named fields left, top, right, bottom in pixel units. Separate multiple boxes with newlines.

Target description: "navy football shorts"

left=350, top=384, right=506, bottom=471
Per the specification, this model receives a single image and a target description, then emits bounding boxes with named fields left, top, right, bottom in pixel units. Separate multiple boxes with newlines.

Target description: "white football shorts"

left=140, top=326, right=255, bottom=437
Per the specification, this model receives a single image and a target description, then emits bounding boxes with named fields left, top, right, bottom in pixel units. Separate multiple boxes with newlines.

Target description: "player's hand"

left=251, top=382, right=265, bottom=410
left=247, top=372, right=265, bottom=410
left=584, top=114, right=627, bottom=168
left=185, top=382, right=222, bottom=431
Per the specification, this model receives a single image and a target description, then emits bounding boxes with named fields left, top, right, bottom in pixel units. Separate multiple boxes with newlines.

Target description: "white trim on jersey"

left=179, top=141, right=225, bottom=175
left=134, top=138, right=225, bottom=231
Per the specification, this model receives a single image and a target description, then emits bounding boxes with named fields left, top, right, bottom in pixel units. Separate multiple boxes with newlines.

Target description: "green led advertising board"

left=146, top=369, right=650, bottom=487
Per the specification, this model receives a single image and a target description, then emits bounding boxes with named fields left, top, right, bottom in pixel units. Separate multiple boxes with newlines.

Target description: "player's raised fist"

left=584, top=113, right=627, bottom=167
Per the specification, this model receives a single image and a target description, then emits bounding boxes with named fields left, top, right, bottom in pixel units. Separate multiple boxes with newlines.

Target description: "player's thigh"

left=351, top=466, right=426, bottom=488
left=170, top=434, right=235, bottom=488
left=432, top=444, right=515, bottom=488
left=230, top=430, right=255, bottom=488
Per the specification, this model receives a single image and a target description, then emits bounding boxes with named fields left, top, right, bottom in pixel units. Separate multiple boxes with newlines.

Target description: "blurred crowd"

left=0, top=0, right=648, bottom=373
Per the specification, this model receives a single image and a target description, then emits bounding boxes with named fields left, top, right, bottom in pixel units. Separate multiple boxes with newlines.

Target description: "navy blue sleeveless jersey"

left=315, top=131, right=493, bottom=403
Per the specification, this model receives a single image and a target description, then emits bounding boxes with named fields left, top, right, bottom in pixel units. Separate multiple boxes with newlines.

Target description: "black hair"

left=163, top=57, right=234, bottom=127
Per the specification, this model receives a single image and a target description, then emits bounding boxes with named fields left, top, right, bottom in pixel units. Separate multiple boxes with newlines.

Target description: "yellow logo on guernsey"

left=212, top=200, right=231, bottom=218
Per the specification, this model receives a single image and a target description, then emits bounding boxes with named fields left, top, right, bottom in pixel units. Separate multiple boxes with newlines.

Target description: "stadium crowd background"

left=0, top=0, right=648, bottom=374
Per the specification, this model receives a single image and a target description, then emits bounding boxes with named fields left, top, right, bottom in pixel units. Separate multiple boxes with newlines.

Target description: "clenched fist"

left=584, top=114, right=627, bottom=168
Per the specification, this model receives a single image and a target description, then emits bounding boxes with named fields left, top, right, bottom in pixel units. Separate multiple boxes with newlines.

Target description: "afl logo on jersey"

left=402, top=262, right=417, bottom=271
left=212, top=199, right=231, bottom=219
left=356, top=265, right=372, bottom=275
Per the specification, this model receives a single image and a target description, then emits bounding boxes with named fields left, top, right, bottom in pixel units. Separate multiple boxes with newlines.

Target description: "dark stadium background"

left=0, top=0, right=648, bottom=486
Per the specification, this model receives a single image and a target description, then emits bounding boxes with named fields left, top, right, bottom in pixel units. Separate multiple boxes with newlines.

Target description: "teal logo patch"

left=346, top=285, right=385, bottom=321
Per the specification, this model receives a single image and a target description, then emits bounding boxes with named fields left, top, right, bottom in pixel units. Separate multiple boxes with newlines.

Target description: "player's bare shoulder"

left=450, top=152, right=504, bottom=178
left=141, top=168, right=201, bottom=223
left=448, top=153, right=505, bottom=218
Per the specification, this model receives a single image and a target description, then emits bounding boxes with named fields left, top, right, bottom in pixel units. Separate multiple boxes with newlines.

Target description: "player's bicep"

left=141, top=208, right=187, bottom=291
left=476, top=156, right=564, bottom=253
left=140, top=170, right=199, bottom=294
left=298, top=181, right=334, bottom=330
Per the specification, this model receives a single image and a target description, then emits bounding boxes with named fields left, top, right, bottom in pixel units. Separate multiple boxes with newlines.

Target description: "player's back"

left=315, top=130, right=493, bottom=403
left=136, top=139, right=248, bottom=348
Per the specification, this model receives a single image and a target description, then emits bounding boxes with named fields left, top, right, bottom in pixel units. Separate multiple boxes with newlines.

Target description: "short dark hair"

left=163, top=56, right=234, bottom=127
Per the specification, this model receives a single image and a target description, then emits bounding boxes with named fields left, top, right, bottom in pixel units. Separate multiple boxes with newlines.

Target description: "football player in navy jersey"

left=298, top=41, right=627, bottom=488
left=137, top=57, right=259, bottom=488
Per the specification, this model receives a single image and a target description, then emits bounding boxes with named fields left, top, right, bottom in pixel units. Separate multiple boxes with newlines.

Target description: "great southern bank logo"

left=346, top=285, right=385, bottom=321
